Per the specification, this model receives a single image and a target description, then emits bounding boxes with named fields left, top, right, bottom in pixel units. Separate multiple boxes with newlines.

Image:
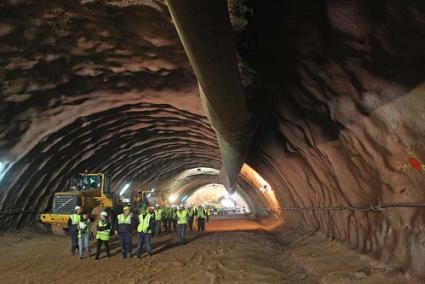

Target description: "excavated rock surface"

left=1, top=0, right=425, bottom=278
left=234, top=0, right=425, bottom=277
left=0, top=0, right=223, bottom=227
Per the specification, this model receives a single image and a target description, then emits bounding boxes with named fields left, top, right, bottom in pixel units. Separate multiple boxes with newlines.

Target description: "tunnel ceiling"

left=0, top=0, right=222, bottom=227
left=2, top=0, right=425, bottom=277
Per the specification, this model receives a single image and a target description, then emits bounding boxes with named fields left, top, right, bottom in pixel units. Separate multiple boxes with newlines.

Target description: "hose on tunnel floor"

left=256, top=202, right=425, bottom=213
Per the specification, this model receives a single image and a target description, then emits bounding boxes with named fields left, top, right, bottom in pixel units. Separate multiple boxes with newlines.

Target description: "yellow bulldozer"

left=40, top=172, right=122, bottom=234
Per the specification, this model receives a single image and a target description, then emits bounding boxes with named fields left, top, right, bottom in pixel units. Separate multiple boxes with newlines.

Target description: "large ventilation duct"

left=166, top=0, right=253, bottom=190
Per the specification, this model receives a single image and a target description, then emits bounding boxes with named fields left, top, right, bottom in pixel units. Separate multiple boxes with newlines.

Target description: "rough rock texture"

left=1, top=0, right=425, bottom=278
left=0, top=0, right=223, bottom=226
left=234, top=0, right=425, bottom=277
left=0, top=0, right=268, bottom=229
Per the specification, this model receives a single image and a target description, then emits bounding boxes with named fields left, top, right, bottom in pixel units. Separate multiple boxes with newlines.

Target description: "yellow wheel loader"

left=40, top=172, right=122, bottom=235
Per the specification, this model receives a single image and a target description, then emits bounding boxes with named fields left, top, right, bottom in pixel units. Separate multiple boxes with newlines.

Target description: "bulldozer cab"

left=70, top=173, right=111, bottom=198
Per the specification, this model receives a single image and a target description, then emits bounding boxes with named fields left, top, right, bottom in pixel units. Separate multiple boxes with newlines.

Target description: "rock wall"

left=0, top=0, right=223, bottom=227
left=1, top=0, right=425, bottom=277
left=234, top=0, right=425, bottom=276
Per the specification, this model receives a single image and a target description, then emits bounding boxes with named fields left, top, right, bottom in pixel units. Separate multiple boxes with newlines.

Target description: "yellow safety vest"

left=197, top=208, right=206, bottom=219
left=188, top=208, right=194, bottom=217
left=96, top=220, right=110, bottom=241
left=154, top=209, right=163, bottom=221
left=70, top=214, right=81, bottom=225
left=117, top=213, right=132, bottom=224
left=137, top=213, right=152, bottom=233
left=176, top=210, right=188, bottom=224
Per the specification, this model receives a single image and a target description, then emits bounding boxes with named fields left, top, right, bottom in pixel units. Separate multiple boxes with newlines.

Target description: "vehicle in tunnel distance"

left=39, top=172, right=124, bottom=234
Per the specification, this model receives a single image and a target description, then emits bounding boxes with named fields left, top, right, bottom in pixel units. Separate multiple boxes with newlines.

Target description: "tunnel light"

left=151, top=188, right=155, bottom=192
left=0, top=161, right=9, bottom=182
left=221, top=198, right=235, bottom=208
left=147, top=193, right=152, bottom=198
left=225, top=192, right=237, bottom=199
left=181, top=195, right=188, bottom=202
left=168, top=194, right=177, bottom=203
left=119, top=183, right=131, bottom=196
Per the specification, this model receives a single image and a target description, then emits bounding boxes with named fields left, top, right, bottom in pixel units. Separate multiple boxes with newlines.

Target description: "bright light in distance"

left=119, top=183, right=131, bottom=196
left=221, top=198, right=235, bottom=208
left=151, top=188, right=155, bottom=192
left=168, top=194, right=177, bottom=203
left=181, top=195, right=188, bottom=202
left=147, top=193, right=152, bottom=198
left=0, top=161, right=8, bottom=182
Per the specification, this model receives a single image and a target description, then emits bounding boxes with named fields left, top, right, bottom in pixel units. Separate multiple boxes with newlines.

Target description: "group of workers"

left=68, top=203, right=210, bottom=259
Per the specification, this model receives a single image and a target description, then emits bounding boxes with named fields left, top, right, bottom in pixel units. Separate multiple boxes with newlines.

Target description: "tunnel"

left=1, top=0, right=425, bottom=282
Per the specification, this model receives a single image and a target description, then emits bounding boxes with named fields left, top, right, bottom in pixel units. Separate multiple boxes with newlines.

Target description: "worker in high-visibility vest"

left=68, top=205, right=82, bottom=255
left=162, top=206, right=168, bottom=232
left=95, top=211, right=111, bottom=259
left=165, top=206, right=174, bottom=232
left=176, top=205, right=189, bottom=245
left=197, top=206, right=207, bottom=232
left=187, top=206, right=195, bottom=231
left=206, top=207, right=212, bottom=223
left=77, top=213, right=92, bottom=259
left=114, top=206, right=135, bottom=258
left=154, top=204, right=163, bottom=237
left=172, top=205, right=178, bottom=232
left=136, top=207, right=155, bottom=258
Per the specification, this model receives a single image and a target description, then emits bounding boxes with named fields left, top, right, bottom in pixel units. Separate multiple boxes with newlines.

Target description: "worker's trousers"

left=164, top=218, right=171, bottom=232
left=118, top=232, right=132, bottom=257
left=78, top=232, right=91, bottom=257
left=70, top=229, right=79, bottom=255
left=95, top=239, right=111, bottom=258
left=177, top=224, right=186, bottom=245
left=198, top=218, right=206, bottom=232
left=188, top=216, right=194, bottom=231
left=155, top=220, right=161, bottom=236
left=136, top=232, right=152, bottom=257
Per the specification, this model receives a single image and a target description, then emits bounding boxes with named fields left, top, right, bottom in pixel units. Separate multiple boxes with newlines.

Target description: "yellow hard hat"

left=123, top=206, right=130, bottom=211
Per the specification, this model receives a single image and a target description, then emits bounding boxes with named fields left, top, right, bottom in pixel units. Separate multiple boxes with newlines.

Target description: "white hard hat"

left=79, top=221, right=87, bottom=230
left=75, top=206, right=81, bottom=210
left=179, top=204, right=183, bottom=207
left=100, top=211, right=108, bottom=217
left=156, top=204, right=159, bottom=207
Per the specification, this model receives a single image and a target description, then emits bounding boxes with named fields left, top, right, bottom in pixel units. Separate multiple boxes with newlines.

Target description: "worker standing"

left=136, top=206, right=155, bottom=258
left=95, top=211, right=111, bottom=259
left=187, top=206, right=194, bottom=231
left=206, top=207, right=211, bottom=223
left=68, top=206, right=82, bottom=255
left=77, top=213, right=92, bottom=259
left=162, top=206, right=168, bottom=232
left=197, top=206, right=207, bottom=232
left=172, top=206, right=178, bottom=232
left=176, top=205, right=189, bottom=245
left=154, top=204, right=163, bottom=237
left=114, top=206, right=135, bottom=258
left=166, top=206, right=173, bottom=232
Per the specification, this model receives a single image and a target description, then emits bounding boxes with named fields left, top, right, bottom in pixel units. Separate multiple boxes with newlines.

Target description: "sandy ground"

left=0, top=216, right=419, bottom=284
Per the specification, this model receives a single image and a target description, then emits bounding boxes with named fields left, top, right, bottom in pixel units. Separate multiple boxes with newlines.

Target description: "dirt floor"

left=0, top=216, right=420, bottom=284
